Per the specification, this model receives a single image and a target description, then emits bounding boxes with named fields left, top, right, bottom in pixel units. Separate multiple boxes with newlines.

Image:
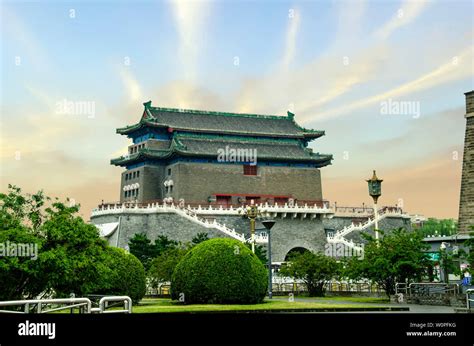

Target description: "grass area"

left=130, top=298, right=391, bottom=313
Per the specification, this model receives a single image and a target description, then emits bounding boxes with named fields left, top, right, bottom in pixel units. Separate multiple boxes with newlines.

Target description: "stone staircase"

left=327, top=208, right=407, bottom=250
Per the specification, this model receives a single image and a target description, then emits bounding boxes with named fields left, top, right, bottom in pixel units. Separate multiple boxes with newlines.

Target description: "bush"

left=95, top=247, right=147, bottom=303
left=171, top=238, right=267, bottom=304
left=148, top=247, right=188, bottom=288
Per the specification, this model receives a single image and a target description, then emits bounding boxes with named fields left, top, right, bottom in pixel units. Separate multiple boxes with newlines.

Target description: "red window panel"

left=243, top=165, right=257, bottom=176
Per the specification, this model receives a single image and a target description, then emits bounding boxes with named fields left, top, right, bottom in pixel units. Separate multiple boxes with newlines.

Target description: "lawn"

left=130, top=298, right=392, bottom=313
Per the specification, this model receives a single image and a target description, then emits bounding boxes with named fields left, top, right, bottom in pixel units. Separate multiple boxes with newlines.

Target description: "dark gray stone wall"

left=92, top=212, right=326, bottom=262
left=91, top=212, right=411, bottom=262
left=459, top=91, right=474, bottom=233
left=91, top=213, right=233, bottom=249
left=167, top=162, right=322, bottom=203
left=214, top=215, right=327, bottom=262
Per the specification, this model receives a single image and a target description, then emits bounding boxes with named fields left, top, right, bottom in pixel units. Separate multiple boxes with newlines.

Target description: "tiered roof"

left=116, top=101, right=324, bottom=139
left=112, top=101, right=332, bottom=167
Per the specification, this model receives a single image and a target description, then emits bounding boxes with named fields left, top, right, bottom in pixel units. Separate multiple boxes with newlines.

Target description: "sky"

left=0, top=0, right=473, bottom=220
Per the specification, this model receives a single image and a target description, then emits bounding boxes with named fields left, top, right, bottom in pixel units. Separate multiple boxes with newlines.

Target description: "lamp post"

left=239, top=200, right=260, bottom=253
left=262, top=219, right=276, bottom=299
left=366, top=170, right=383, bottom=241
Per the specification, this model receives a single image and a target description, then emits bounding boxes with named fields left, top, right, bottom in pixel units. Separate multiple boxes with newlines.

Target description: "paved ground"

left=272, top=297, right=457, bottom=313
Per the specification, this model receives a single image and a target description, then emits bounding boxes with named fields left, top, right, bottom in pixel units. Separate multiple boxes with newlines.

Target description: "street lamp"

left=239, top=200, right=260, bottom=253
left=440, top=242, right=450, bottom=283
left=366, top=170, right=383, bottom=241
left=262, top=219, right=276, bottom=299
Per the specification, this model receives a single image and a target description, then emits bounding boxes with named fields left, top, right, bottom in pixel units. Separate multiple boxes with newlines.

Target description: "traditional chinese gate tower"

left=111, top=101, right=333, bottom=206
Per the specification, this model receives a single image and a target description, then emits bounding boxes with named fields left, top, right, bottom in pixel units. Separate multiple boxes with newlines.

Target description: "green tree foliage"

left=245, top=243, right=267, bottom=265
left=191, top=232, right=209, bottom=246
left=129, top=233, right=178, bottom=270
left=0, top=185, right=146, bottom=303
left=38, top=202, right=109, bottom=298
left=0, top=225, right=45, bottom=300
left=171, top=238, right=267, bottom=304
left=148, top=247, right=188, bottom=288
left=343, top=228, right=430, bottom=297
left=128, top=233, right=156, bottom=270
left=466, top=226, right=474, bottom=268
left=416, top=218, right=457, bottom=237
left=95, top=247, right=146, bottom=303
left=279, top=251, right=339, bottom=297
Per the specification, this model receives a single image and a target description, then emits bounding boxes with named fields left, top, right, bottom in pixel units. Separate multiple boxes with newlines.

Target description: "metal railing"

left=95, top=296, right=132, bottom=314
left=408, top=283, right=459, bottom=296
left=0, top=296, right=132, bottom=314
left=395, top=283, right=409, bottom=295
left=466, top=289, right=474, bottom=309
left=0, top=298, right=92, bottom=314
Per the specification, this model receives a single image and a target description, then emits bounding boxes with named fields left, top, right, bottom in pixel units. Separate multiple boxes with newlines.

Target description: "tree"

left=191, top=232, right=209, bottom=246
left=95, top=247, right=147, bottom=303
left=148, top=247, right=188, bottom=288
left=129, top=234, right=179, bottom=270
left=245, top=243, right=267, bottom=265
left=0, top=225, right=46, bottom=300
left=0, top=185, right=144, bottom=302
left=171, top=238, right=267, bottom=304
left=416, top=218, right=457, bottom=237
left=463, top=226, right=474, bottom=268
left=38, top=201, right=109, bottom=298
left=344, top=228, right=430, bottom=298
left=279, top=251, right=339, bottom=297
left=128, top=233, right=157, bottom=270
left=154, top=235, right=178, bottom=255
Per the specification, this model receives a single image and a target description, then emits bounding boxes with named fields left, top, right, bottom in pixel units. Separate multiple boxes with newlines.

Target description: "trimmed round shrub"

left=171, top=238, right=267, bottom=304
left=95, top=247, right=147, bottom=304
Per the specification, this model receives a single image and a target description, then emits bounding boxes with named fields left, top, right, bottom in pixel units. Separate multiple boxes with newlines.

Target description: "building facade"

left=112, top=101, right=332, bottom=206
left=92, top=102, right=410, bottom=262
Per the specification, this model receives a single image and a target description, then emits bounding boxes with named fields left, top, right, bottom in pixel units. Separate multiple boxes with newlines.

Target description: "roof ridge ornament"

left=143, top=100, right=152, bottom=109
left=287, top=111, right=295, bottom=119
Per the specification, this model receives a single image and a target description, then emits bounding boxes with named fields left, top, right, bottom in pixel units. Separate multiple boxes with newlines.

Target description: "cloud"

left=154, top=80, right=226, bottom=111
left=324, top=148, right=462, bottom=218
left=169, top=0, right=212, bottom=82
left=280, top=8, right=301, bottom=70
left=1, top=6, right=50, bottom=71
left=118, top=66, right=144, bottom=104
left=304, top=45, right=473, bottom=121
left=375, top=0, right=431, bottom=40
